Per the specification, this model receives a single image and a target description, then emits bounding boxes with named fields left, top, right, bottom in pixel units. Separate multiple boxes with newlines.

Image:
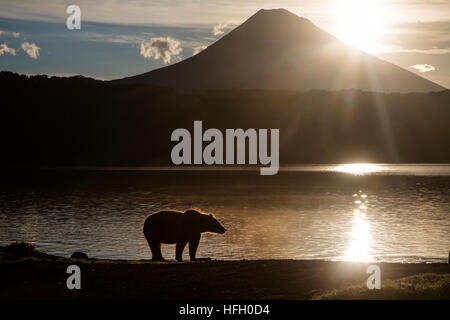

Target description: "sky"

left=0, top=0, right=449, bottom=88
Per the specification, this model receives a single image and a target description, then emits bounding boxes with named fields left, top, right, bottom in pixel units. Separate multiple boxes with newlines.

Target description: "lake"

left=1, top=164, right=449, bottom=262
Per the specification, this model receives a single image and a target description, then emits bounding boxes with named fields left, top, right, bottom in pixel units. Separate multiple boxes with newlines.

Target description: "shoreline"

left=1, top=255, right=449, bottom=300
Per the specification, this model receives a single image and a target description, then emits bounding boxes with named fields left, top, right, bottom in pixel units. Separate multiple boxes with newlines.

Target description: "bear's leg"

left=189, top=235, right=201, bottom=261
left=149, top=241, right=164, bottom=261
left=175, top=241, right=187, bottom=261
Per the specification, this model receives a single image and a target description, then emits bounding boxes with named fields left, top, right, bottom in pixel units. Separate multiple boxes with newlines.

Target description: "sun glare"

left=334, top=163, right=381, bottom=175
left=334, top=0, right=387, bottom=53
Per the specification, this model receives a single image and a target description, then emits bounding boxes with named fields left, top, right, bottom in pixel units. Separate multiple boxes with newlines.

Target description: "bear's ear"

left=209, top=213, right=213, bottom=217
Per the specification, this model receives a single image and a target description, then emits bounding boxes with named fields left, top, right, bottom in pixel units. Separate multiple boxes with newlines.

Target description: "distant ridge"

left=2, top=71, right=450, bottom=167
left=115, top=8, right=445, bottom=93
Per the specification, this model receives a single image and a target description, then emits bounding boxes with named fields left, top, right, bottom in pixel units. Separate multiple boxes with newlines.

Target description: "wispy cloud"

left=410, top=64, right=436, bottom=72
left=140, top=37, right=182, bottom=64
left=388, top=0, right=450, bottom=6
left=383, top=20, right=450, bottom=52
left=213, top=23, right=227, bottom=36
left=21, top=42, right=40, bottom=59
left=0, top=43, right=16, bottom=56
left=375, top=44, right=450, bottom=55
left=401, top=47, right=450, bottom=54
left=0, top=30, right=20, bottom=38
left=0, top=0, right=267, bottom=26
left=193, top=45, right=207, bottom=55
left=76, top=32, right=144, bottom=44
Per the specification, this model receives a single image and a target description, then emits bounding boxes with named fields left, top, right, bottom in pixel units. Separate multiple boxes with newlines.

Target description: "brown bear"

left=143, top=209, right=227, bottom=261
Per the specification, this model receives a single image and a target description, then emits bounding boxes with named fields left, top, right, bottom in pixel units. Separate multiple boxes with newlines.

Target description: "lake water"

left=1, top=164, right=449, bottom=263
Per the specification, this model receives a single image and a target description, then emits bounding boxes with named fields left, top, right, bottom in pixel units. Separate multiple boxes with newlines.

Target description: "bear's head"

left=185, top=209, right=227, bottom=234
left=204, top=213, right=227, bottom=234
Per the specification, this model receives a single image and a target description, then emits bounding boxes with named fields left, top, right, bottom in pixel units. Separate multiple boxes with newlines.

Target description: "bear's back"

left=144, top=210, right=183, bottom=227
left=143, top=210, right=186, bottom=243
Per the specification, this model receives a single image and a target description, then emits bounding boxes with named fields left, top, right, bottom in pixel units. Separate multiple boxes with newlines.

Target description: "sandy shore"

left=1, top=256, right=449, bottom=300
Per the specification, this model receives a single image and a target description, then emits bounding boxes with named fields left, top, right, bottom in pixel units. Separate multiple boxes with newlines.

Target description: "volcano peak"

left=116, top=9, right=445, bottom=93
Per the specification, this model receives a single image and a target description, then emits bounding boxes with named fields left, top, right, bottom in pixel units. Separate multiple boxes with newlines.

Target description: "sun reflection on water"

left=343, top=192, right=372, bottom=262
left=334, top=163, right=381, bottom=175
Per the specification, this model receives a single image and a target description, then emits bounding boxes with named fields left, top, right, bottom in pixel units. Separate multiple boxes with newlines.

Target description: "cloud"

left=375, top=44, right=450, bottom=55
left=213, top=23, right=227, bottom=36
left=140, top=37, right=182, bottom=64
left=0, top=30, right=21, bottom=38
left=0, top=43, right=16, bottom=56
left=410, top=64, right=436, bottom=72
left=21, top=42, right=40, bottom=59
left=78, top=32, right=145, bottom=44
left=384, top=20, right=450, bottom=51
left=400, top=47, right=450, bottom=54
left=193, top=45, right=207, bottom=55
left=0, top=0, right=254, bottom=26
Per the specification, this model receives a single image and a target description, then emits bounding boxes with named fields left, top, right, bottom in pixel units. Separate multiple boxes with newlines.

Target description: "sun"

left=334, top=0, right=387, bottom=53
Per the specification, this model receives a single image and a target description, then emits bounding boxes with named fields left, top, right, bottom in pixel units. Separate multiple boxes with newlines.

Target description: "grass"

left=313, top=273, right=450, bottom=300
left=0, top=241, right=51, bottom=261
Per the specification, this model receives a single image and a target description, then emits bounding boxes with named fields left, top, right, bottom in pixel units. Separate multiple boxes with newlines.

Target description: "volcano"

left=116, top=8, right=445, bottom=93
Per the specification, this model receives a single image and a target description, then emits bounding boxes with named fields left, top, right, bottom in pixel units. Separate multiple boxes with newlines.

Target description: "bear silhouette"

left=143, top=209, right=227, bottom=261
